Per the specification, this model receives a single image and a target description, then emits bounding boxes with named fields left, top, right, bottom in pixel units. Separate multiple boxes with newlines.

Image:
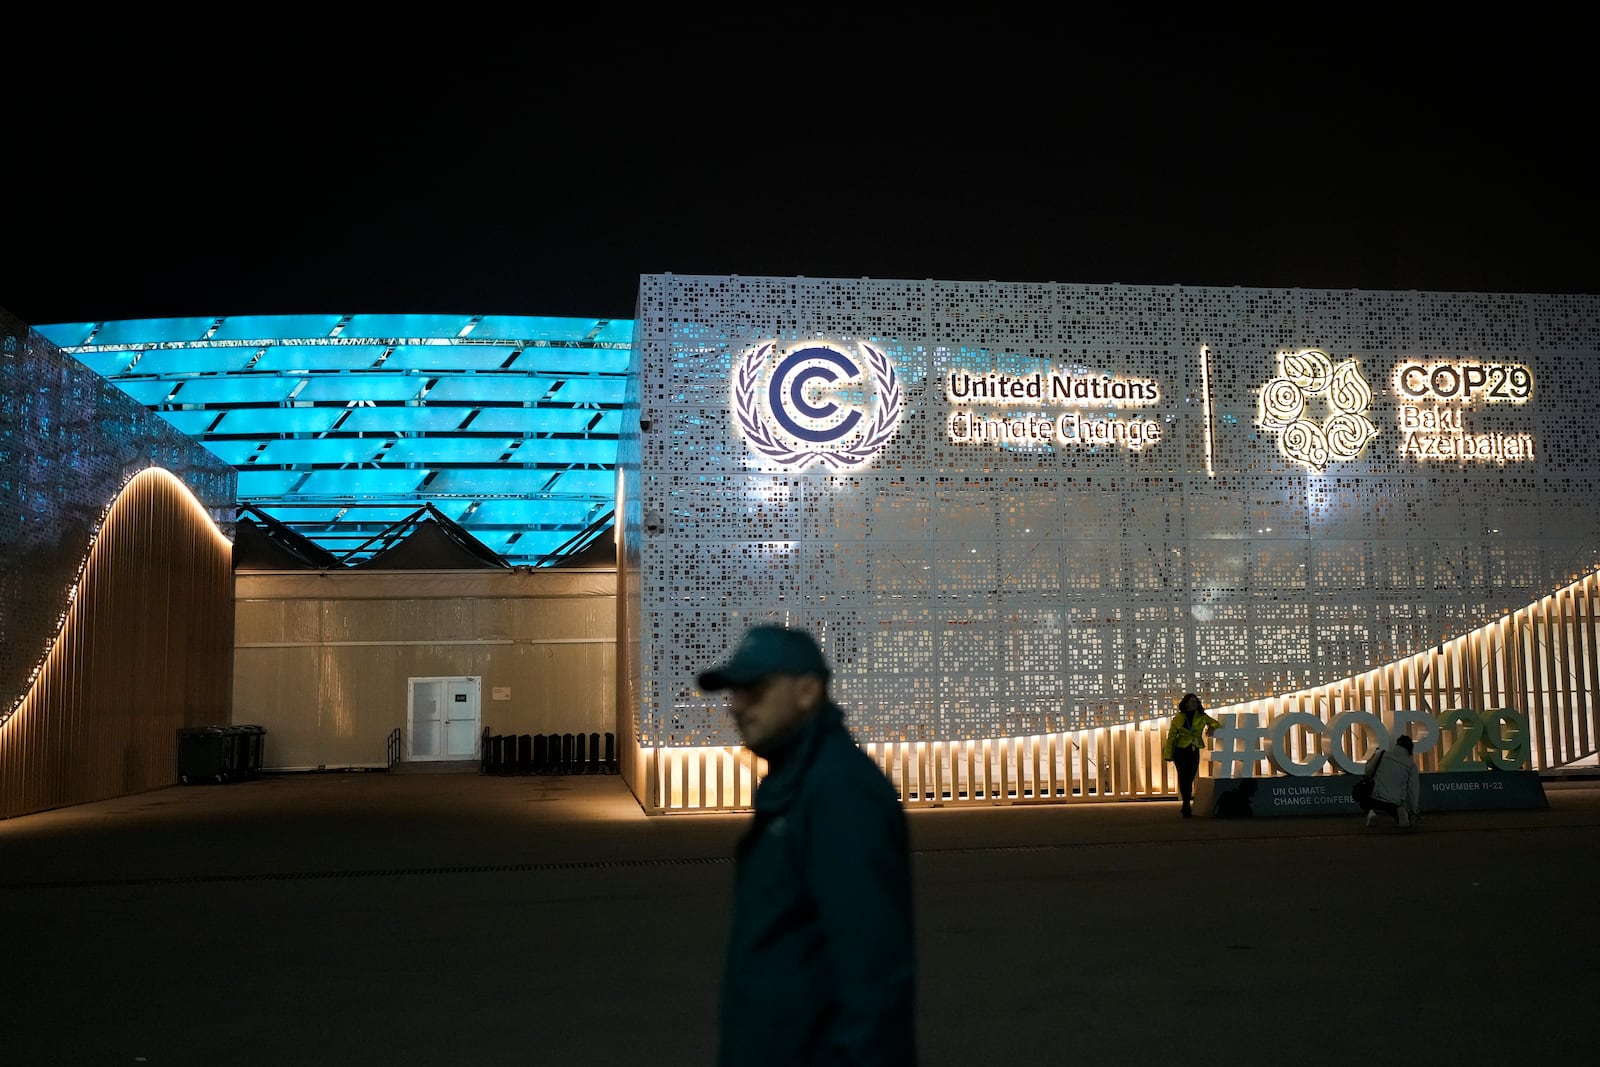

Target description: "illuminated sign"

left=730, top=342, right=1539, bottom=470
left=1209, top=706, right=1529, bottom=777
left=1256, top=348, right=1379, bottom=472
left=734, top=340, right=903, bottom=470
left=1392, top=359, right=1535, bottom=463
left=943, top=369, right=1163, bottom=451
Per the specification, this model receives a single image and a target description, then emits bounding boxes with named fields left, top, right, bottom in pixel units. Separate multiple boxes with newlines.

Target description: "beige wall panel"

left=524, top=571, right=615, bottom=599
left=317, top=597, right=610, bottom=644
left=474, top=599, right=516, bottom=640
left=482, top=642, right=617, bottom=738
left=235, top=570, right=614, bottom=602
left=318, top=599, right=402, bottom=643
left=231, top=646, right=326, bottom=769
left=322, top=644, right=459, bottom=766
left=234, top=597, right=324, bottom=645
left=513, top=597, right=616, bottom=641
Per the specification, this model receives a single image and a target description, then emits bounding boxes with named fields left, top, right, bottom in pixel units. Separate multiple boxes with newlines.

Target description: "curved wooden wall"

left=0, top=468, right=234, bottom=820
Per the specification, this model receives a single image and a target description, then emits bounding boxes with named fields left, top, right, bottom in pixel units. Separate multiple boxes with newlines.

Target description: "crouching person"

left=1364, top=734, right=1421, bottom=829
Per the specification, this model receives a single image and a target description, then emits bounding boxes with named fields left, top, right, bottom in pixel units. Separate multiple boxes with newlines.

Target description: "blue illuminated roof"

left=36, top=313, right=631, bottom=567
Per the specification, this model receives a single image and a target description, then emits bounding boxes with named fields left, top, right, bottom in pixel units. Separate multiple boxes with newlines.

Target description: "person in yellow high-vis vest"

left=1163, top=693, right=1220, bottom=818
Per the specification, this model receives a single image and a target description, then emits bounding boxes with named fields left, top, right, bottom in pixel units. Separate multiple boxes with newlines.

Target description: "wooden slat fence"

left=633, top=570, right=1600, bottom=813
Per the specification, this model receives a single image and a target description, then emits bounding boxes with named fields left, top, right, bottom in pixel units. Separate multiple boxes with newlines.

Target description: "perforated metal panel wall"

left=624, top=276, right=1600, bottom=751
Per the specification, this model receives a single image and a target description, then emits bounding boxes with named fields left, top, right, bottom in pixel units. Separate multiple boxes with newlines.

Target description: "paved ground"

left=2, top=769, right=1597, bottom=1067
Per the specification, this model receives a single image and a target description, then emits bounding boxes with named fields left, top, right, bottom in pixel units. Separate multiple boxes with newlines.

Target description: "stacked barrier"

left=480, top=729, right=618, bottom=776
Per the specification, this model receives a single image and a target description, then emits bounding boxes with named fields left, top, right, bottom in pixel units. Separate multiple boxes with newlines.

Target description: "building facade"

left=8, top=280, right=1599, bottom=819
left=619, top=275, right=1600, bottom=811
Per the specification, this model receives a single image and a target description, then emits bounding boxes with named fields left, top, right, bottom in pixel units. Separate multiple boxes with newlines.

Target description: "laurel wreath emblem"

left=734, top=341, right=903, bottom=469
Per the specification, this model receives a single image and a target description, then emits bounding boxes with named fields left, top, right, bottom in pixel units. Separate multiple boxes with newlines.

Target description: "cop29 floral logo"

left=1257, top=348, right=1378, bottom=472
left=734, top=340, right=903, bottom=470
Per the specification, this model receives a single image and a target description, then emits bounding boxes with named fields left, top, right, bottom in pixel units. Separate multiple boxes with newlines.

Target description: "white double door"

left=408, top=676, right=481, bottom=761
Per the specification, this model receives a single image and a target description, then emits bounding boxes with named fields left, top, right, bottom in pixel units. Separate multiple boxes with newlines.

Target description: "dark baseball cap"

left=697, top=625, right=831, bottom=691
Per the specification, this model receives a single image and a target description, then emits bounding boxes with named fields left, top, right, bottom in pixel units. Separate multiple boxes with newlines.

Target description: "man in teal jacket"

left=699, top=624, right=917, bottom=1066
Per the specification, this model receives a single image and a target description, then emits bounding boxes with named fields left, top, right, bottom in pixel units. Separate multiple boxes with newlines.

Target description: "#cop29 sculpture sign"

left=1209, top=705, right=1530, bottom=777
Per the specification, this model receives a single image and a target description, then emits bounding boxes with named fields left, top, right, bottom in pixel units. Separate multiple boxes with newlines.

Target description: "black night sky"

left=5, top=28, right=1594, bottom=328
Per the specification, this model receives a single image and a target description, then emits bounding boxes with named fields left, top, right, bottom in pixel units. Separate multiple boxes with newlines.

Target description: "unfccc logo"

left=734, top=340, right=903, bottom=470
left=1257, top=347, right=1378, bottom=472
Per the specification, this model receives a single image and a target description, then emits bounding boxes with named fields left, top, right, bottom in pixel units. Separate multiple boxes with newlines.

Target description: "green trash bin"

left=233, top=725, right=266, bottom=779
left=177, top=727, right=230, bottom=784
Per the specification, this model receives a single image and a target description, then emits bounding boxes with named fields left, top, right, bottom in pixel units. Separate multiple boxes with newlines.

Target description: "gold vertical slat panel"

left=1465, top=627, right=1491, bottom=716
left=1093, top=728, right=1111, bottom=798
left=1534, top=599, right=1563, bottom=764
left=1484, top=618, right=1507, bottom=711
left=1545, top=597, right=1568, bottom=764
left=1371, top=667, right=1392, bottom=732
left=1509, top=607, right=1543, bottom=767
left=1107, top=727, right=1126, bottom=798
left=695, top=750, right=710, bottom=811
left=0, top=469, right=234, bottom=821
left=1579, top=577, right=1599, bottom=755
left=641, top=746, right=660, bottom=814
left=1462, top=630, right=1483, bottom=717
left=709, top=748, right=726, bottom=808
left=1544, top=592, right=1565, bottom=761
left=1543, top=590, right=1568, bottom=764
left=664, top=751, right=682, bottom=811
left=712, top=747, right=732, bottom=809
left=1555, top=587, right=1582, bottom=759
left=1433, top=645, right=1463, bottom=766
